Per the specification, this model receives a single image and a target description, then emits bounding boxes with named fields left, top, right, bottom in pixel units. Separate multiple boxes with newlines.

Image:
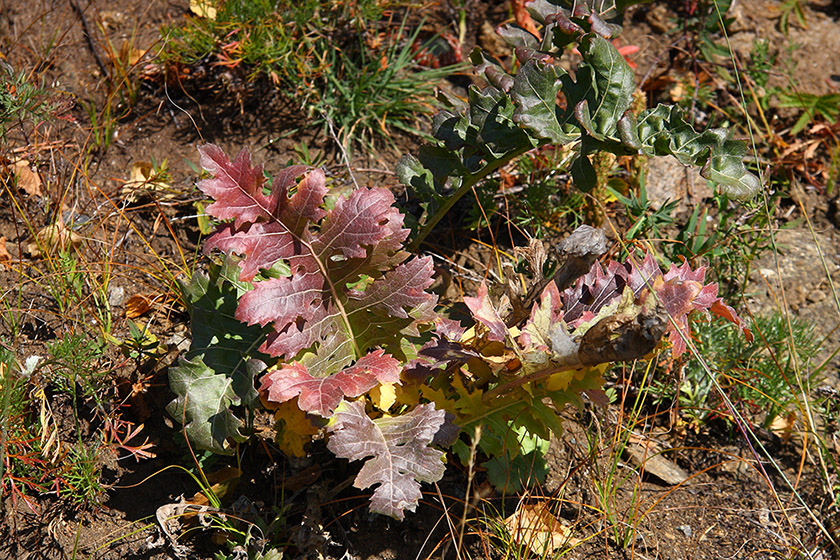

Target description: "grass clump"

left=159, top=0, right=459, bottom=151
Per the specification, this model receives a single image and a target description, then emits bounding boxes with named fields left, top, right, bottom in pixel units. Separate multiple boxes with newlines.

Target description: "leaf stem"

left=482, top=362, right=582, bottom=403
left=409, top=144, right=537, bottom=252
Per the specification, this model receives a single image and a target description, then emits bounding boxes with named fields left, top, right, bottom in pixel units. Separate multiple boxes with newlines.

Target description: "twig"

left=324, top=114, right=359, bottom=190
left=68, top=0, right=109, bottom=80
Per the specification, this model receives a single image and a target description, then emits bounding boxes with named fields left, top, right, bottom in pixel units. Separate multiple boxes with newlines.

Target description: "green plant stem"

left=410, top=144, right=537, bottom=252
left=482, top=361, right=579, bottom=403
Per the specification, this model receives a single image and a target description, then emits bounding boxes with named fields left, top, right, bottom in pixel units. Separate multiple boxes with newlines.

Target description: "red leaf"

left=260, top=350, right=401, bottom=417
left=198, top=145, right=438, bottom=415
left=313, top=187, right=408, bottom=261
left=205, top=221, right=297, bottom=281
left=198, top=145, right=270, bottom=228
left=463, top=282, right=507, bottom=342
left=349, top=257, right=435, bottom=319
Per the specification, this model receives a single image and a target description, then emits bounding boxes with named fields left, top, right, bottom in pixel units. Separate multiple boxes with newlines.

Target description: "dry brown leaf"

left=188, top=467, right=242, bottom=506
left=12, top=160, right=43, bottom=197
left=25, top=221, right=82, bottom=258
left=120, top=161, right=174, bottom=202
left=0, top=237, right=12, bottom=268
left=119, top=40, right=145, bottom=67
left=504, top=502, right=580, bottom=555
left=125, top=294, right=154, bottom=318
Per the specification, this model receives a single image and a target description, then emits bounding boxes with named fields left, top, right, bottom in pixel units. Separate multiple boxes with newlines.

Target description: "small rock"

left=807, top=289, right=827, bottom=303
left=167, top=332, right=191, bottom=354
left=108, top=285, right=125, bottom=307
left=677, top=524, right=693, bottom=538
left=644, top=156, right=711, bottom=212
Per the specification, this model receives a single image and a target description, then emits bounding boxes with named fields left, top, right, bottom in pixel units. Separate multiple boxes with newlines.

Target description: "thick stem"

left=409, top=144, right=536, bottom=252
left=482, top=362, right=582, bottom=402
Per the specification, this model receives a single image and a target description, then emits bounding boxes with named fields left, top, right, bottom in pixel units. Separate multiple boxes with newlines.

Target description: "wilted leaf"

left=188, top=466, right=242, bottom=506
left=120, top=161, right=174, bottom=202
left=327, top=400, right=446, bottom=519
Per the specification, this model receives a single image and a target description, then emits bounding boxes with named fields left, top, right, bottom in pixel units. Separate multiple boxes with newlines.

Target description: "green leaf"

left=635, top=105, right=761, bottom=200
left=167, top=355, right=254, bottom=455
left=167, top=256, right=269, bottom=453
left=396, top=154, right=439, bottom=206
left=563, top=34, right=635, bottom=140
left=468, top=86, right=535, bottom=159
left=512, top=58, right=575, bottom=144
left=179, top=256, right=265, bottom=408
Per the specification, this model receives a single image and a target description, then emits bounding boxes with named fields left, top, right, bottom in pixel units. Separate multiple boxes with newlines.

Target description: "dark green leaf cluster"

left=398, top=3, right=759, bottom=246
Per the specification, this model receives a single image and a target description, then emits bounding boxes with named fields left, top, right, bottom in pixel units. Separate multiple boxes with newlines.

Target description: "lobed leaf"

left=260, top=350, right=401, bottom=417
left=167, top=355, right=255, bottom=455
left=167, top=257, right=265, bottom=454
left=196, top=145, right=437, bottom=416
left=327, top=400, right=446, bottom=519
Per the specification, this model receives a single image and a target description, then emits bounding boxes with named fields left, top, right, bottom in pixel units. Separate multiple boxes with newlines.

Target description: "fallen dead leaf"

left=119, top=40, right=145, bottom=67
left=25, top=221, right=82, bottom=258
left=120, top=161, right=175, bottom=203
left=11, top=160, right=43, bottom=197
left=504, top=502, right=580, bottom=555
left=0, top=237, right=12, bottom=268
left=125, top=293, right=154, bottom=318
left=188, top=467, right=242, bottom=507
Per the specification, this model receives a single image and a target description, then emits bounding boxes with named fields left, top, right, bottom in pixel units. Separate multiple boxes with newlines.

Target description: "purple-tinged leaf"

left=433, top=317, right=467, bottom=341
left=327, top=400, right=446, bottom=519
left=463, top=282, right=507, bottom=341
left=272, top=166, right=325, bottom=231
left=235, top=271, right=323, bottom=328
left=561, top=260, right=627, bottom=326
left=349, top=257, right=435, bottom=319
left=198, top=145, right=270, bottom=228
left=657, top=260, right=752, bottom=356
left=204, top=222, right=297, bottom=281
left=198, top=145, right=437, bottom=406
left=313, top=187, right=408, bottom=261
left=260, top=350, right=401, bottom=417
left=625, top=252, right=660, bottom=295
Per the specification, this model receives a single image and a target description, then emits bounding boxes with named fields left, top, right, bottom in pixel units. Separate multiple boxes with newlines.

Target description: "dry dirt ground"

left=2, top=1, right=840, bottom=559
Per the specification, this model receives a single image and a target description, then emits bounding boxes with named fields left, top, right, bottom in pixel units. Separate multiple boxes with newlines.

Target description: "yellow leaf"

left=370, top=382, right=397, bottom=412
left=189, top=0, right=217, bottom=20
left=274, top=400, right=318, bottom=457
left=546, top=370, right=576, bottom=391
left=420, top=385, right=454, bottom=413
